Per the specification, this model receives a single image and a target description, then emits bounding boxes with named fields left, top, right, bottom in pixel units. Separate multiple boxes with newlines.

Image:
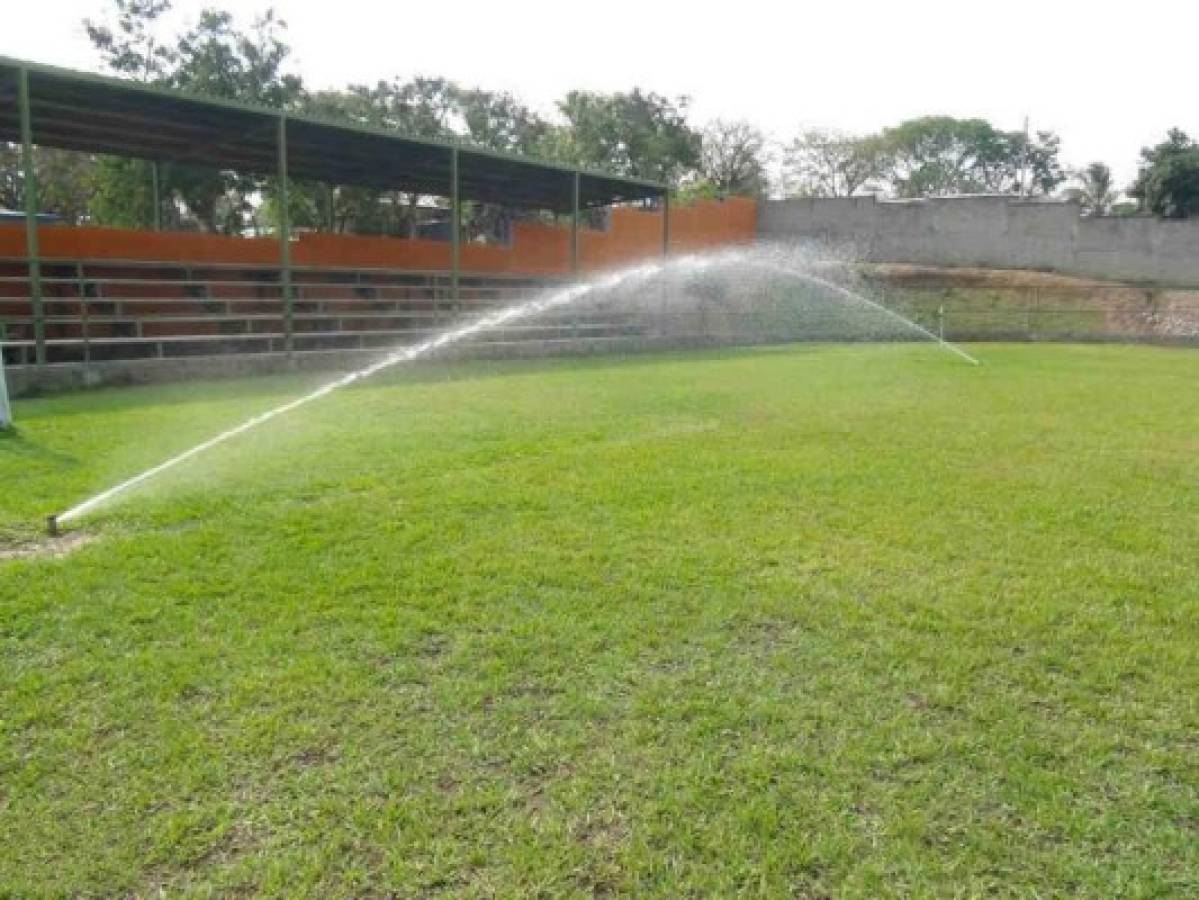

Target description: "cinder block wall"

left=759, top=197, right=1199, bottom=286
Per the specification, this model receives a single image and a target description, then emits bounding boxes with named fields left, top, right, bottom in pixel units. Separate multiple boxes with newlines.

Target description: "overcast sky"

left=5, top=0, right=1195, bottom=187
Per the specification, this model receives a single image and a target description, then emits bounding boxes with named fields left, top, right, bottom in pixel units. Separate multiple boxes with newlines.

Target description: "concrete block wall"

left=760, top=196, right=1199, bottom=286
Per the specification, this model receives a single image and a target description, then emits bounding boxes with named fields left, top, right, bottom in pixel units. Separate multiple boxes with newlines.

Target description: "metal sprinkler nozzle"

left=47, top=515, right=59, bottom=537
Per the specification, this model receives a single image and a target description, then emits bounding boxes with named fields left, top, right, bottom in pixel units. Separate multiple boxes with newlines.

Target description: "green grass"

left=2, top=343, right=1197, bottom=896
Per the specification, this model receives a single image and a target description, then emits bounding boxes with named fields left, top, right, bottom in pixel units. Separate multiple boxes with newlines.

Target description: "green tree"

left=784, top=129, right=886, bottom=197
left=697, top=120, right=769, bottom=198
left=0, top=145, right=23, bottom=212
left=458, top=88, right=549, bottom=156
left=1130, top=129, right=1199, bottom=219
left=1065, top=161, right=1117, bottom=216
left=81, top=0, right=172, bottom=228
left=1, top=145, right=96, bottom=224
left=84, top=2, right=305, bottom=233
left=170, top=8, right=302, bottom=107
left=36, top=150, right=101, bottom=224
left=1018, top=130, right=1066, bottom=197
left=879, top=117, right=1063, bottom=198
left=83, top=0, right=175, bottom=81
left=298, top=80, right=461, bottom=237
left=87, top=157, right=158, bottom=228
left=555, top=89, right=701, bottom=185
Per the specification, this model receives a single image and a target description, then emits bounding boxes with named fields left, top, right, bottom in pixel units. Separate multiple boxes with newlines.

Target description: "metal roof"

left=0, top=56, right=666, bottom=213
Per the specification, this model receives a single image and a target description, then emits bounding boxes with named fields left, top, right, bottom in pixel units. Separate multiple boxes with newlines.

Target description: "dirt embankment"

left=859, top=264, right=1199, bottom=340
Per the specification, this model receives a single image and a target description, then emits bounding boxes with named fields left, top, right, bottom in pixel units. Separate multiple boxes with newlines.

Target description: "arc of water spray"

left=48, top=250, right=976, bottom=532
left=733, top=252, right=980, bottom=366
left=50, top=261, right=662, bottom=531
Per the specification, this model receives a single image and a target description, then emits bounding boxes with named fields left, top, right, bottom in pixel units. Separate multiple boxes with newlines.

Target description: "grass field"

left=2, top=343, right=1197, bottom=896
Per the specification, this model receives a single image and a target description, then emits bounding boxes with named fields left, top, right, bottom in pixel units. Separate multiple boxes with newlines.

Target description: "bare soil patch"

left=0, top=531, right=96, bottom=562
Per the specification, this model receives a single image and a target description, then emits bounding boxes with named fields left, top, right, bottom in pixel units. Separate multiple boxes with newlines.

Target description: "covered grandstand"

left=0, top=56, right=746, bottom=382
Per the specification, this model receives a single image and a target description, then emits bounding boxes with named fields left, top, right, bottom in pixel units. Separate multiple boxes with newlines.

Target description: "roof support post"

left=450, top=148, right=461, bottom=313
left=661, top=189, right=670, bottom=258
left=571, top=171, right=581, bottom=275
left=151, top=161, right=162, bottom=231
left=277, top=113, right=294, bottom=357
left=18, top=67, right=45, bottom=368
left=0, top=346, right=11, bottom=428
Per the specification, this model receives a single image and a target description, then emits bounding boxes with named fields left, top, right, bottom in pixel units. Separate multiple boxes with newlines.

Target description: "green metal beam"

left=450, top=147, right=460, bottom=312
left=18, top=67, right=45, bottom=367
left=662, top=190, right=670, bottom=258
left=151, top=161, right=162, bottom=231
left=0, top=55, right=668, bottom=203
left=277, top=113, right=294, bottom=356
left=571, top=171, right=580, bottom=274
left=0, top=343, right=11, bottom=428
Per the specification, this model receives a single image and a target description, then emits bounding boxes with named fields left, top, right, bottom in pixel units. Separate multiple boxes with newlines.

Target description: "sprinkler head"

left=47, top=515, right=59, bottom=537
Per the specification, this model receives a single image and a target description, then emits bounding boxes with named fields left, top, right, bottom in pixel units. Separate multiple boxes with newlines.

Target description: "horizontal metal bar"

left=0, top=257, right=570, bottom=282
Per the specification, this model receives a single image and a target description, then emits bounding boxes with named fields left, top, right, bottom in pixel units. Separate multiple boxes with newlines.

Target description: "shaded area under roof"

left=0, top=57, right=665, bottom=213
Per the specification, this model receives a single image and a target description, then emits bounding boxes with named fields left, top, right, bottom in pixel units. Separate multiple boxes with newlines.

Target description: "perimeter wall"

left=759, top=196, right=1199, bottom=286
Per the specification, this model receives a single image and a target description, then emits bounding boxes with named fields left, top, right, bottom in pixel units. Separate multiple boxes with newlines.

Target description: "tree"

left=83, top=0, right=175, bottom=82
left=1017, top=130, right=1066, bottom=197
left=555, top=89, right=701, bottom=185
left=697, top=120, right=769, bottom=197
left=87, top=157, right=159, bottom=228
left=0, top=145, right=22, bottom=212
left=784, top=129, right=886, bottom=197
left=170, top=8, right=303, bottom=108
left=339, top=77, right=458, bottom=139
left=0, top=0, right=176, bottom=224
left=1, top=144, right=95, bottom=224
left=301, top=79, right=462, bottom=237
left=458, top=89, right=548, bottom=156
left=84, top=1, right=305, bottom=233
left=879, top=116, right=1064, bottom=198
left=33, top=150, right=97, bottom=224
left=1130, top=129, right=1199, bottom=219
left=1065, top=162, right=1117, bottom=216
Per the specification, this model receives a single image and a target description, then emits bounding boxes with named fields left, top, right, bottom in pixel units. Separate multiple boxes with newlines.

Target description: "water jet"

left=49, top=246, right=979, bottom=526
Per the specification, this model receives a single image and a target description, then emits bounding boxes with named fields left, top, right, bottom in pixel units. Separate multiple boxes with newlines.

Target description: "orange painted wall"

left=0, top=196, right=756, bottom=274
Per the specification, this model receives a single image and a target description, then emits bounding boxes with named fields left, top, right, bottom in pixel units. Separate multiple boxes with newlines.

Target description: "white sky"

left=5, top=0, right=1195, bottom=188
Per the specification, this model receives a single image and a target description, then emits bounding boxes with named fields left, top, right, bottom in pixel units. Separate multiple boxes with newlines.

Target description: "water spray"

left=47, top=261, right=662, bottom=532
left=752, top=254, right=980, bottom=366
left=46, top=248, right=979, bottom=533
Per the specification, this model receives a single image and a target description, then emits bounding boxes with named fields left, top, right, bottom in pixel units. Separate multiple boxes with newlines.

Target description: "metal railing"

left=0, top=256, right=618, bottom=367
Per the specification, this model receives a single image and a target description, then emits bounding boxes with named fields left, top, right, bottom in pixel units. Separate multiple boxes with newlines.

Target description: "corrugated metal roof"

left=0, top=56, right=665, bottom=213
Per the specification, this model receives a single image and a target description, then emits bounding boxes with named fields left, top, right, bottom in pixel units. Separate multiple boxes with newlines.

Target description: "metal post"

left=659, top=190, right=671, bottom=345
left=277, top=113, right=294, bottom=356
left=151, top=161, right=162, bottom=231
left=661, top=190, right=670, bottom=258
left=571, top=171, right=581, bottom=342
left=18, top=68, right=45, bottom=368
left=77, top=262, right=91, bottom=370
left=0, top=343, right=12, bottom=429
left=450, top=148, right=461, bottom=314
left=571, top=171, right=580, bottom=274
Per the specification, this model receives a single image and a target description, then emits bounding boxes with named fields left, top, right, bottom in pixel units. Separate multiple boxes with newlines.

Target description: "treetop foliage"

left=1130, top=129, right=1199, bottom=219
